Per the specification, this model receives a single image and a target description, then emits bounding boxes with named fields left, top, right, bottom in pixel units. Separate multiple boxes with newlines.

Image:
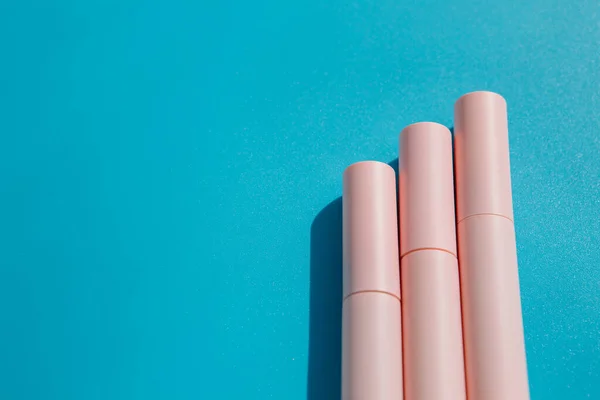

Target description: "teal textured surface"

left=1, top=1, right=599, bottom=399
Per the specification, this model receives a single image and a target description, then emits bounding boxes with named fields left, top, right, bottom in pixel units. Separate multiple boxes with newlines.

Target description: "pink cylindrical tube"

left=399, top=122, right=466, bottom=400
left=454, top=91, right=530, bottom=400
left=342, top=161, right=403, bottom=400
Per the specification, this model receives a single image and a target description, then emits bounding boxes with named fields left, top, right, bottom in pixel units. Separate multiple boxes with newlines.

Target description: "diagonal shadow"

left=307, top=197, right=343, bottom=400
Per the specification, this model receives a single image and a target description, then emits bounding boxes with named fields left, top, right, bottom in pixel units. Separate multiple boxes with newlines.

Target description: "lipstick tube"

left=399, top=123, right=466, bottom=400
left=342, top=161, right=403, bottom=400
left=454, top=92, right=530, bottom=400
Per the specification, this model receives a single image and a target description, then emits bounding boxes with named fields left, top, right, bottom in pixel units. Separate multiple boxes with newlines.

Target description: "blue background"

left=1, top=0, right=599, bottom=399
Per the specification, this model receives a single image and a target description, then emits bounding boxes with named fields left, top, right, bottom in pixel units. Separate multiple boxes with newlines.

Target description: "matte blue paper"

left=0, top=1, right=599, bottom=399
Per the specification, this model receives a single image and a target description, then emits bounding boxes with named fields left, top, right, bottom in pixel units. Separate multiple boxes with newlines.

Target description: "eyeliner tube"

left=342, top=161, right=403, bottom=400
left=454, top=92, right=530, bottom=400
left=399, top=123, right=466, bottom=400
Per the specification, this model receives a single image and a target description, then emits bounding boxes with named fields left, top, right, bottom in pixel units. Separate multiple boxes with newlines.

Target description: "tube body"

left=342, top=161, right=403, bottom=400
left=399, top=123, right=466, bottom=400
left=454, top=92, right=529, bottom=400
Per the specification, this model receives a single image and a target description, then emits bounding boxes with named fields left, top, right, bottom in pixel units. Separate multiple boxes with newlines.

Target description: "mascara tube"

left=342, top=161, right=403, bottom=400
left=454, top=92, right=530, bottom=400
left=399, top=123, right=466, bottom=400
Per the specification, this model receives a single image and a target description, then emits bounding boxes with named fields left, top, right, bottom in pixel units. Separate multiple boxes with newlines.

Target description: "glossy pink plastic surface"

left=342, top=293, right=403, bottom=400
left=454, top=91, right=530, bottom=400
left=454, top=91, right=513, bottom=222
left=399, top=123, right=466, bottom=400
left=342, top=161, right=403, bottom=400
left=400, top=122, right=457, bottom=256
left=401, top=251, right=466, bottom=400
left=457, top=215, right=529, bottom=400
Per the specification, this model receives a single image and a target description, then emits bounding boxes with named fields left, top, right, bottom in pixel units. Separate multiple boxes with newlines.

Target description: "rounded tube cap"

left=399, top=122, right=457, bottom=256
left=454, top=91, right=514, bottom=222
left=343, top=161, right=401, bottom=299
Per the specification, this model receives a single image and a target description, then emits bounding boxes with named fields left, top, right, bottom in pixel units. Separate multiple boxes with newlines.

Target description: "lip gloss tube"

left=454, top=92, right=530, bottom=400
left=399, top=123, right=466, bottom=400
left=342, top=161, right=403, bottom=400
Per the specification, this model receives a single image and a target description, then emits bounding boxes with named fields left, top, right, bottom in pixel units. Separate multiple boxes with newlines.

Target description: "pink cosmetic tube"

left=399, top=123, right=466, bottom=400
left=454, top=92, right=530, bottom=400
left=342, top=161, right=403, bottom=400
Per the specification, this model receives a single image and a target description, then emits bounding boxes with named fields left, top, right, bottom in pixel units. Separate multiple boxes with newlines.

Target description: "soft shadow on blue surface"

left=388, top=157, right=399, bottom=184
left=308, top=197, right=343, bottom=400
